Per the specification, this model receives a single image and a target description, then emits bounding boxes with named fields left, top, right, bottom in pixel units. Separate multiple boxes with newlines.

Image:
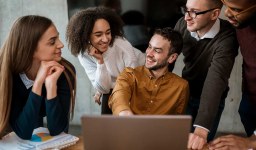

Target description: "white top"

left=78, top=37, right=145, bottom=94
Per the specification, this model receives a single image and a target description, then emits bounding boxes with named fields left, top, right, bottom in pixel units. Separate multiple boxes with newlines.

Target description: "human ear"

left=211, top=9, right=221, bottom=20
left=168, top=53, right=178, bottom=64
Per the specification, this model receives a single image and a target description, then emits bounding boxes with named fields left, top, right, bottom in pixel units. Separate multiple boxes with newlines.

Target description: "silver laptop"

left=81, top=115, right=191, bottom=150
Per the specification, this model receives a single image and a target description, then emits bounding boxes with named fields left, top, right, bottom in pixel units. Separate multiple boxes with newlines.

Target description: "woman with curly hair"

left=66, top=6, right=145, bottom=114
left=0, top=15, right=76, bottom=139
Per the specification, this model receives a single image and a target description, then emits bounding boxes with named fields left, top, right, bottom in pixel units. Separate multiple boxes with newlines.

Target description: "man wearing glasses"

left=174, top=0, right=239, bottom=149
left=210, top=0, right=256, bottom=149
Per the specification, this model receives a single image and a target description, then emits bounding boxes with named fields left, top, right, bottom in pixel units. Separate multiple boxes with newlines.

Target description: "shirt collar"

left=144, top=66, right=168, bottom=79
left=190, top=19, right=220, bottom=41
left=19, top=73, right=34, bottom=89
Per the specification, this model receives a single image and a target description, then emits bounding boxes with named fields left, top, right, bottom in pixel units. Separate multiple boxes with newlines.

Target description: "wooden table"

left=64, top=136, right=83, bottom=150
left=63, top=136, right=209, bottom=150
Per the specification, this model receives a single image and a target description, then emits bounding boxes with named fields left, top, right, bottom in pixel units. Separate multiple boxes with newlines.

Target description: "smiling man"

left=209, top=0, right=256, bottom=149
left=174, top=0, right=239, bottom=149
left=108, top=27, right=189, bottom=116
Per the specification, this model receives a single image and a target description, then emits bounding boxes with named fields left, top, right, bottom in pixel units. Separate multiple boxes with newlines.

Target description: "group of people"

left=0, top=0, right=255, bottom=149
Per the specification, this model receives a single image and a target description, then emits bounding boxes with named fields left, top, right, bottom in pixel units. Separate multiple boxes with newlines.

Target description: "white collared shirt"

left=191, top=19, right=220, bottom=41
left=19, top=73, right=34, bottom=89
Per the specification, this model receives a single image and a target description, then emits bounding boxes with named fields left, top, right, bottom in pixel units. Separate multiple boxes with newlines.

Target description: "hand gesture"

left=44, top=62, right=64, bottom=86
left=33, top=61, right=59, bottom=85
left=33, top=61, right=64, bottom=99
left=94, top=91, right=102, bottom=105
left=119, top=110, right=134, bottom=116
left=187, top=127, right=208, bottom=150
left=209, top=134, right=256, bottom=150
left=44, top=62, right=64, bottom=99
left=88, top=44, right=104, bottom=64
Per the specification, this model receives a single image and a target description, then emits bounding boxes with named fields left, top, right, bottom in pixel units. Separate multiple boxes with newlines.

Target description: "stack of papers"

left=0, top=127, right=79, bottom=150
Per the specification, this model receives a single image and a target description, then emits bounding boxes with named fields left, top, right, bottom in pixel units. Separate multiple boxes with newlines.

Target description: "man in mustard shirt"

left=108, top=27, right=189, bottom=116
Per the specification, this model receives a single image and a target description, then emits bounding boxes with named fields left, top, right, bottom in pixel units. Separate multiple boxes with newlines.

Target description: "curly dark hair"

left=66, top=6, right=124, bottom=56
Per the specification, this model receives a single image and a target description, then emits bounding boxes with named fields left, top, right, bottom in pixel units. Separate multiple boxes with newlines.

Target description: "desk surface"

left=63, top=136, right=209, bottom=150
left=64, top=136, right=83, bottom=150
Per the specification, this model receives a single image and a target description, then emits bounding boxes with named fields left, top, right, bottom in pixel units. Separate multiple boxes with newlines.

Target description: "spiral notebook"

left=0, top=127, right=79, bottom=150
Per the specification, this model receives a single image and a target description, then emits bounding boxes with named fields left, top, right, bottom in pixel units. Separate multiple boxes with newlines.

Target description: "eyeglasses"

left=182, top=7, right=217, bottom=19
left=221, top=0, right=256, bottom=23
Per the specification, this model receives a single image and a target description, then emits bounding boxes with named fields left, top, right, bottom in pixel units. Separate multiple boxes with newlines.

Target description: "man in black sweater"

left=174, top=0, right=238, bottom=149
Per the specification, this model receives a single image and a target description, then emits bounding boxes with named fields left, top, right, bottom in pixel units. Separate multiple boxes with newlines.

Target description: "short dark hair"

left=66, top=6, right=124, bottom=56
left=209, top=0, right=223, bottom=9
left=153, top=27, right=183, bottom=56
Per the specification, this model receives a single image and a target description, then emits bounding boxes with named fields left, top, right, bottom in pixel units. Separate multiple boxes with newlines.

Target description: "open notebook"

left=0, top=127, right=79, bottom=150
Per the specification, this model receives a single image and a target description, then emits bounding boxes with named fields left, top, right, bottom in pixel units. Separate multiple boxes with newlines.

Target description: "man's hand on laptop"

left=187, top=127, right=208, bottom=150
left=119, top=110, right=133, bottom=116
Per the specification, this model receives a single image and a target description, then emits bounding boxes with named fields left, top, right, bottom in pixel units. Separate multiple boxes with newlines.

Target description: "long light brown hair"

left=0, top=15, right=76, bottom=137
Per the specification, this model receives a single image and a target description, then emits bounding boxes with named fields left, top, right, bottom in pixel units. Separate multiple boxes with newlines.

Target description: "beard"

left=146, top=56, right=169, bottom=71
left=236, top=19, right=256, bottom=29
left=233, top=14, right=256, bottom=29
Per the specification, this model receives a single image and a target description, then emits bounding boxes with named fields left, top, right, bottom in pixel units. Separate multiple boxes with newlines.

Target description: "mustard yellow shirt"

left=109, top=66, right=189, bottom=115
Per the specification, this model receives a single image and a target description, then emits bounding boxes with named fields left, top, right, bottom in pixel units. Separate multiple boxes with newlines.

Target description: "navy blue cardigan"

left=10, top=70, right=74, bottom=140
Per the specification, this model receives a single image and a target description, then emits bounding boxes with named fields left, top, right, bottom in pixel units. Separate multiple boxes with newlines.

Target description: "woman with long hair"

left=66, top=7, right=145, bottom=114
left=0, top=15, right=76, bottom=139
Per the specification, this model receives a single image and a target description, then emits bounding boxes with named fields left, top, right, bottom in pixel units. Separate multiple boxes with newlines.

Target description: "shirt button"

left=150, top=100, right=153, bottom=103
left=155, top=85, right=157, bottom=87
